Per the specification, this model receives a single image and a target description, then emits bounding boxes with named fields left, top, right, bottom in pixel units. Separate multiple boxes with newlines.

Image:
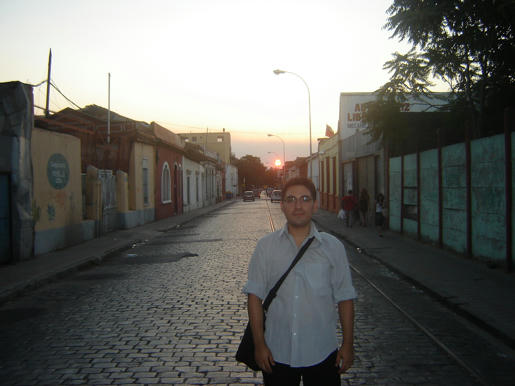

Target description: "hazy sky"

left=1, top=0, right=415, bottom=167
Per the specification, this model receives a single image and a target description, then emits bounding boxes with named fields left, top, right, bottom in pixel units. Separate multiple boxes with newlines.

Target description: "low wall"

left=389, top=132, right=513, bottom=264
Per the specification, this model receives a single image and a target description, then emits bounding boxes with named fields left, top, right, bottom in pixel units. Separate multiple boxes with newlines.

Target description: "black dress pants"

left=262, top=350, right=341, bottom=386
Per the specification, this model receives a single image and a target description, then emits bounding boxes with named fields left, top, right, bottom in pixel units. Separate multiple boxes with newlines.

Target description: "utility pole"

left=107, top=73, right=111, bottom=144
left=45, top=49, right=52, bottom=118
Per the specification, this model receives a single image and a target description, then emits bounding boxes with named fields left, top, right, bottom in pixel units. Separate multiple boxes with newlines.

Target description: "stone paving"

left=0, top=200, right=494, bottom=385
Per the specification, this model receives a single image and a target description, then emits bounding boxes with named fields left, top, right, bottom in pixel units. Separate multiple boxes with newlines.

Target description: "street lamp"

left=273, top=69, right=312, bottom=178
left=267, top=133, right=286, bottom=185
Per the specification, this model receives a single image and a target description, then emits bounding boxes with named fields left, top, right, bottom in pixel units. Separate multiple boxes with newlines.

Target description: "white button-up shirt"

left=243, top=222, right=357, bottom=367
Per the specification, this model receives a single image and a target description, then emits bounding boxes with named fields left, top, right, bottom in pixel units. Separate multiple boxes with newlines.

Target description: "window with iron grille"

left=143, top=158, right=149, bottom=205
left=161, top=162, right=171, bottom=203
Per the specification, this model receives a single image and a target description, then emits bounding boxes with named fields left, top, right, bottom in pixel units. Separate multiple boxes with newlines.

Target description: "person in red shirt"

left=341, top=190, right=357, bottom=228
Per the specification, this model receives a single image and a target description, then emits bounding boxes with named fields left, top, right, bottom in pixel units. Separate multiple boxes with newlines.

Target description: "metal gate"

left=98, top=170, right=118, bottom=234
left=0, top=174, right=11, bottom=263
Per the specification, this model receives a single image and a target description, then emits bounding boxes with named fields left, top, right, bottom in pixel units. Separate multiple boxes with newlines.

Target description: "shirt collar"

left=279, top=221, right=323, bottom=244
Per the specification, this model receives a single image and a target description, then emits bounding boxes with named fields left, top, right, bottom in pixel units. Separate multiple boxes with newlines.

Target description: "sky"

left=1, top=0, right=415, bottom=168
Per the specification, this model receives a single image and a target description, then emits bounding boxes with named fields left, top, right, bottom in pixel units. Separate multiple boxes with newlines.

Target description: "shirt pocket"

left=300, top=262, right=332, bottom=296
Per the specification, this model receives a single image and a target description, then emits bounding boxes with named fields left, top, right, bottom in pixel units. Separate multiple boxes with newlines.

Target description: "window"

left=161, top=162, right=171, bottom=203
left=403, top=204, right=418, bottom=220
left=403, top=186, right=418, bottom=220
left=142, top=158, right=149, bottom=205
left=192, top=136, right=197, bottom=142
left=217, top=136, right=223, bottom=143
left=196, top=172, right=199, bottom=202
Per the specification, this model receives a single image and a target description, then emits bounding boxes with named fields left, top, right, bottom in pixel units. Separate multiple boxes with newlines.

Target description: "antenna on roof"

left=45, top=49, right=52, bottom=118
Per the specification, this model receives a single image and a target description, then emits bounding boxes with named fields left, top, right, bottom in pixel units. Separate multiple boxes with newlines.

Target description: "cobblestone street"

left=0, top=200, right=495, bottom=384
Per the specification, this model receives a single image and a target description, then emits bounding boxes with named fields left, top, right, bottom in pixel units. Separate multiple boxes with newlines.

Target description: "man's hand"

left=247, top=294, right=275, bottom=373
left=336, top=300, right=355, bottom=373
left=254, top=342, right=275, bottom=373
left=335, top=343, right=354, bottom=374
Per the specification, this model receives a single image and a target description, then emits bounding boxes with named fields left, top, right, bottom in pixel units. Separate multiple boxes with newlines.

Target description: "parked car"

left=243, top=190, right=255, bottom=202
left=270, top=190, right=282, bottom=203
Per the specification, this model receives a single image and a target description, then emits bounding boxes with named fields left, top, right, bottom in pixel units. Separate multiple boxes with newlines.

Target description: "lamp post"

left=267, top=133, right=286, bottom=185
left=273, top=69, right=312, bottom=179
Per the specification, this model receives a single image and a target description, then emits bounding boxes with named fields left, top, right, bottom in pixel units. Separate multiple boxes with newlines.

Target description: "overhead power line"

left=50, top=81, right=82, bottom=110
left=30, top=79, right=47, bottom=87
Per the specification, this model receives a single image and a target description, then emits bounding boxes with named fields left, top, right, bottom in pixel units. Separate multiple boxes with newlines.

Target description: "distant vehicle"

left=243, top=191, right=255, bottom=202
left=270, top=190, right=282, bottom=203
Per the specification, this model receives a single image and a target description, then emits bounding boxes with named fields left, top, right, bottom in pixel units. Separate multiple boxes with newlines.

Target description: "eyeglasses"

left=284, top=195, right=313, bottom=204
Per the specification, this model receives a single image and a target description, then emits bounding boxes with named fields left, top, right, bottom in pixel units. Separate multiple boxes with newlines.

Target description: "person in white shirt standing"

left=243, top=177, right=357, bottom=385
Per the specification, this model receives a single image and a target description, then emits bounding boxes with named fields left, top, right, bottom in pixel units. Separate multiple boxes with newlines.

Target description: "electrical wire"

left=30, top=79, right=47, bottom=87
left=34, top=104, right=57, bottom=114
left=50, top=81, right=82, bottom=110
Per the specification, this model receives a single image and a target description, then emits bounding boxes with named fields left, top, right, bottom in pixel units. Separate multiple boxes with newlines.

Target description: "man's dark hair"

left=282, top=177, right=317, bottom=200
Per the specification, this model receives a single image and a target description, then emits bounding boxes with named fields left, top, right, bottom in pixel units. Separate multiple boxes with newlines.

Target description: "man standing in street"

left=243, top=177, right=356, bottom=385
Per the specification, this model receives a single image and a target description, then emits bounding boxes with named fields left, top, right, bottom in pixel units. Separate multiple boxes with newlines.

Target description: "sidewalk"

left=0, top=200, right=236, bottom=305
left=312, top=209, right=515, bottom=350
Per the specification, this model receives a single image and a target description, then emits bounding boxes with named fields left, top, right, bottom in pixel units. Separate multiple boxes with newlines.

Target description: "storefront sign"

left=47, top=153, right=69, bottom=189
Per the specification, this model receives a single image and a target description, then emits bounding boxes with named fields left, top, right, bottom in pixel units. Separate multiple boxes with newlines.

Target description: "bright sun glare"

left=274, top=159, right=282, bottom=167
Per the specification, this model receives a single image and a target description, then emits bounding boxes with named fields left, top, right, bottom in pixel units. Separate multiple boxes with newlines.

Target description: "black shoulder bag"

left=236, top=236, right=315, bottom=371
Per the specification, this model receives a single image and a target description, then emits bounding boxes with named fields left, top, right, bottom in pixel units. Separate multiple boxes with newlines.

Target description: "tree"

left=367, top=0, right=515, bottom=140
left=232, top=155, right=268, bottom=189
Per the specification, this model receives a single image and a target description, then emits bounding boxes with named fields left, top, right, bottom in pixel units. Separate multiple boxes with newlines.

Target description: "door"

left=98, top=170, right=118, bottom=234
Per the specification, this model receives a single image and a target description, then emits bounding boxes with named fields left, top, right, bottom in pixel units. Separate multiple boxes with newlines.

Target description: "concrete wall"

left=442, top=143, right=467, bottom=253
left=32, top=128, right=94, bottom=255
left=389, top=132, right=513, bottom=263
left=389, top=157, right=402, bottom=231
left=403, top=153, right=418, bottom=237
left=471, top=135, right=506, bottom=260
left=419, top=149, right=439, bottom=242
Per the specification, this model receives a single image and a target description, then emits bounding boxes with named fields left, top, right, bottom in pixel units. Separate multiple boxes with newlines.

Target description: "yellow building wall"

left=32, top=128, right=82, bottom=232
left=320, top=135, right=339, bottom=196
left=129, top=142, right=155, bottom=213
left=116, top=170, right=129, bottom=213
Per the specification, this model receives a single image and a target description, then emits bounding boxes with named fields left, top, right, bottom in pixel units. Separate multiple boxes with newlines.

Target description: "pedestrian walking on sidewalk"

left=243, top=177, right=356, bottom=386
left=341, top=190, right=357, bottom=228
left=358, top=188, right=369, bottom=226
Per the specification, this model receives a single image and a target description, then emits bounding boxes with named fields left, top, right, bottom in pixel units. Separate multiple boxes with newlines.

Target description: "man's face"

left=280, top=184, right=318, bottom=229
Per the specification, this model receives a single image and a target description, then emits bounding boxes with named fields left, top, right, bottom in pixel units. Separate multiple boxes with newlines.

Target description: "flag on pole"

left=325, top=124, right=335, bottom=137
